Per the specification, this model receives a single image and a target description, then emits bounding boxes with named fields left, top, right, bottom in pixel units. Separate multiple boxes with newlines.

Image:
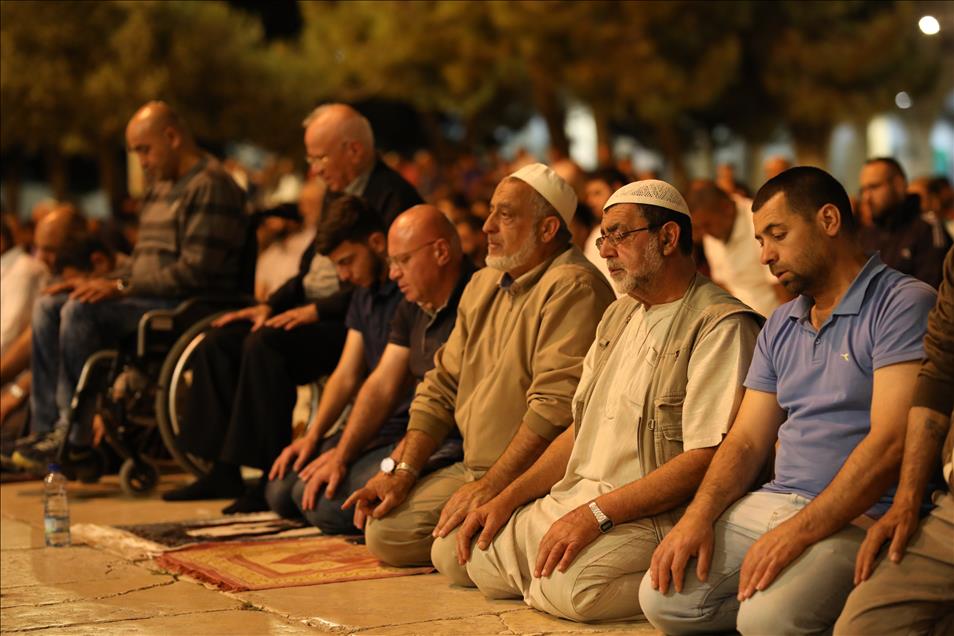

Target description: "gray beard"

left=609, top=238, right=664, bottom=296
left=486, top=231, right=539, bottom=273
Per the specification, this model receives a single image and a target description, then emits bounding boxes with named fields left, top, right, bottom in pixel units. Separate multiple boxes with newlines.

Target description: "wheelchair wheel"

left=119, top=457, right=159, bottom=497
left=154, top=312, right=229, bottom=478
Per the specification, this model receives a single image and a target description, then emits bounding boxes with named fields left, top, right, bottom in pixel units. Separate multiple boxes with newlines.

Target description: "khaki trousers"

left=835, top=491, right=954, bottom=636
left=432, top=495, right=657, bottom=623
left=365, top=462, right=483, bottom=567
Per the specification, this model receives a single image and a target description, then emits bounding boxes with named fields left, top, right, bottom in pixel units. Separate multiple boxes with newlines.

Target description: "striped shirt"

left=120, top=155, right=248, bottom=298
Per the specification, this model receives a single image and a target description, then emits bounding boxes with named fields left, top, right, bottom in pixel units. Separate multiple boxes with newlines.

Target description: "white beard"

left=486, top=230, right=540, bottom=273
left=609, top=238, right=664, bottom=296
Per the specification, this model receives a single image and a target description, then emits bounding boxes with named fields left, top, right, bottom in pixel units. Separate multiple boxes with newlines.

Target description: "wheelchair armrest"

left=137, top=294, right=255, bottom=357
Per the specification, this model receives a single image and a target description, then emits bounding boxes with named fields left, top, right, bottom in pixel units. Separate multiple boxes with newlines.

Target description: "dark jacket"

left=862, top=194, right=951, bottom=289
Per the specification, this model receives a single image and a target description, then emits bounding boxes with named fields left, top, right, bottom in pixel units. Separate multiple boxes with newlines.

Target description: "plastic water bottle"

left=43, top=464, right=71, bottom=547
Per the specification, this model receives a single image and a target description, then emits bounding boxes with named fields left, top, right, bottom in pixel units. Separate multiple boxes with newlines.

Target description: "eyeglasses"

left=304, top=141, right=347, bottom=167
left=387, top=240, right=439, bottom=269
left=595, top=225, right=656, bottom=250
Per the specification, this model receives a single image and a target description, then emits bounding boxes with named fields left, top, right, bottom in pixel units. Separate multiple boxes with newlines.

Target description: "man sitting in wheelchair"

left=12, top=102, right=249, bottom=474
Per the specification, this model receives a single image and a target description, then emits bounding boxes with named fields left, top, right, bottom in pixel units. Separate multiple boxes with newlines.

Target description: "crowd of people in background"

left=1, top=100, right=952, bottom=634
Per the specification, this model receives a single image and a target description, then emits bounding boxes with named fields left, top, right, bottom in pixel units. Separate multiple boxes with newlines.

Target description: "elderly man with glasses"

left=345, top=163, right=615, bottom=570
left=436, top=180, right=762, bottom=623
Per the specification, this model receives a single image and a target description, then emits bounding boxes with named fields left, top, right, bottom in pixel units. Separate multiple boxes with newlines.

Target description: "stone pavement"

left=1, top=475, right=659, bottom=635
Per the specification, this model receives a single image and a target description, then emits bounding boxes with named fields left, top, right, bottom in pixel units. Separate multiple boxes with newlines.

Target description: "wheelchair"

left=60, top=207, right=344, bottom=496
left=63, top=295, right=254, bottom=495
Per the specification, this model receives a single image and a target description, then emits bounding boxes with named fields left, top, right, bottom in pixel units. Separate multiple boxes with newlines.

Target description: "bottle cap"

left=48, top=463, right=61, bottom=472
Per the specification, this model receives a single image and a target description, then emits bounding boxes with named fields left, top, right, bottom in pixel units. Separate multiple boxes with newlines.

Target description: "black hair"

left=753, top=166, right=856, bottom=234
left=864, top=157, right=907, bottom=182
left=55, top=231, right=113, bottom=274
left=587, top=167, right=628, bottom=189
left=314, top=193, right=384, bottom=256
left=639, top=204, right=693, bottom=255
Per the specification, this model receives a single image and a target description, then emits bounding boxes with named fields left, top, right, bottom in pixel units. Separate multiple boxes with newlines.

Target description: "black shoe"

left=162, top=464, right=244, bottom=501
left=221, top=478, right=268, bottom=514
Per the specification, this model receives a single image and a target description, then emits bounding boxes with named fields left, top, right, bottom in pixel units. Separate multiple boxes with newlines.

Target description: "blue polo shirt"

left=744, top=254, right=936, bottom=517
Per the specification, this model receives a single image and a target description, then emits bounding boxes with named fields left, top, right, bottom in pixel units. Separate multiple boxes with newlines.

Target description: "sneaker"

left=11, top=428, right=93, bottom=475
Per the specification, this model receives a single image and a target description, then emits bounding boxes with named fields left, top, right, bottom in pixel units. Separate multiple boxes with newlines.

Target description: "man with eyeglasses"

left=265, top=204, right=474, bottom=534
left=345, top=163, right=615, bottom=569
left=859, top=157, right=949, bottom=288
left=426, top=179, right=760, bottom=622
left=303, top=103, right=421, bottom=227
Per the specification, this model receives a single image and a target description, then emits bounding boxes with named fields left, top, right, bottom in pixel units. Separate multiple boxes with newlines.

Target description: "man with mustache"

left=437, top=180, right=761, bottom=622
left=640, top=167, right=936, bottom=635
left=345, top=163, right=615, bottom=568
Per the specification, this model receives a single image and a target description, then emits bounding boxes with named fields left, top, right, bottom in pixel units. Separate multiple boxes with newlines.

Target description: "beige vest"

left=574, top=274, right=762, bottom=540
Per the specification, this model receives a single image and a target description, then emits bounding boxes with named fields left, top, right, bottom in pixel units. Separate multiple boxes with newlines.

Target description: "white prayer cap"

left=508, top=163, right=577, bottom=225
left=603, top=179, right=691, bottom=218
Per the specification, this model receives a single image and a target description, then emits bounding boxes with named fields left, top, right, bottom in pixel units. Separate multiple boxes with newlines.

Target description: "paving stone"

left=355, top=613, right=513, bottom=635
left=1, top=572, right=173, bottom=609
left=1, top=580, right=240, bottom=632
left=236, top=573, right=523, bottom=631
left=10, top=608, right=322, bottom=635
left=500, top=609, right=658, bottom=634
left=0, top=546, right=153, bottom=588
left=0, top=518, right=44, bottom=550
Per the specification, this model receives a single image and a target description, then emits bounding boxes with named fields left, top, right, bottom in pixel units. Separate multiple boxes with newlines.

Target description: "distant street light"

left=919, top=15, right=940, bottom=35
left=895, top=91, right=913, bottom=109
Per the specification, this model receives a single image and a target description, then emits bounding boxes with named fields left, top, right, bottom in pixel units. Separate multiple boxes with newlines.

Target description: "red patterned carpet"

left=155, top=535, right=434, bottom=591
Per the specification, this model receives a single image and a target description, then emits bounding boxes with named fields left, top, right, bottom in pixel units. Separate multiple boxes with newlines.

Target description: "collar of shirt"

left=784, top=253, right=887, bottom=324
left=168, top=154, right=210, bottom=198
left=497, top=246, right=570, bottom=295
left=344, top=165, right=374, bottom=197
left=422, top=257, right=477, bottom=320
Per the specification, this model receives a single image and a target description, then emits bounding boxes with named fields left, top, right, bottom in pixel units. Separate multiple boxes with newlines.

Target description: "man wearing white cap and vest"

left=432, top=179, right=762, bottom=622
left=345, top=163, right=615, bottom=567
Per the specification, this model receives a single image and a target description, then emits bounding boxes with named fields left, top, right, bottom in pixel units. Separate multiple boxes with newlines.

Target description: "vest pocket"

left=653, top=395, right=685, bottom=467
left=654, top=395, right=685, bottom=441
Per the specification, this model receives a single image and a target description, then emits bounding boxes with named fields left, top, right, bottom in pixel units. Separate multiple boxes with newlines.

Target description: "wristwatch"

left=588, top=500, right=614, bottom=533
left=379, top=457, right=419, bottom=478
left=6, top=383, right=26, bottom=400
left=115, top=278, right=130, bottom=293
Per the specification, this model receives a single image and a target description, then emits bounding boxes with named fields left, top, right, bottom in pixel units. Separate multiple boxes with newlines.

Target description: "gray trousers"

left=639, top=491, right=865, bottom=636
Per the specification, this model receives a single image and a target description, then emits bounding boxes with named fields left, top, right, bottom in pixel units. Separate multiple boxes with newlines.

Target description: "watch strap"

left=588, top=500, right=613, bottom=533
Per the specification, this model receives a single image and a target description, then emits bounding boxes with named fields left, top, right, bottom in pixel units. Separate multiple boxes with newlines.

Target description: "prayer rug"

left=154, top=535, right=434, bottom=591
left=72, top=512, right=321, bottom=560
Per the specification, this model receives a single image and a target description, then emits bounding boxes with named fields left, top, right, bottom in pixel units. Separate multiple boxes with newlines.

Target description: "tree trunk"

left=46, top=148, right=69, bottom=201
left=528, top=65, right=569, bottom=159
left=593, top=106, right=613, bottom=168
left=658, top=124, right=688, bottom=191
left=790, top=123, right=832, bottom=169
left=2, top=149, right=23, bottom=217
left=419, top=110, right=449, bottom=164
left=97, top=139, right=125, bottom=217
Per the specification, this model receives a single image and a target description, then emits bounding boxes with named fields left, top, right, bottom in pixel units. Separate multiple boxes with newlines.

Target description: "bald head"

left=388, top=205, right=463, bottom=309
left=126, top=101, right=198, bottom=183
left=303, top=104, right=375, bottom=192
left=34, top=207, right=86, bottom=272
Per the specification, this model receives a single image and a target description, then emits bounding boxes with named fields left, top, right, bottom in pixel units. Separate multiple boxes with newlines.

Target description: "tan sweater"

left=408, top=245, right=615, bottom=471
